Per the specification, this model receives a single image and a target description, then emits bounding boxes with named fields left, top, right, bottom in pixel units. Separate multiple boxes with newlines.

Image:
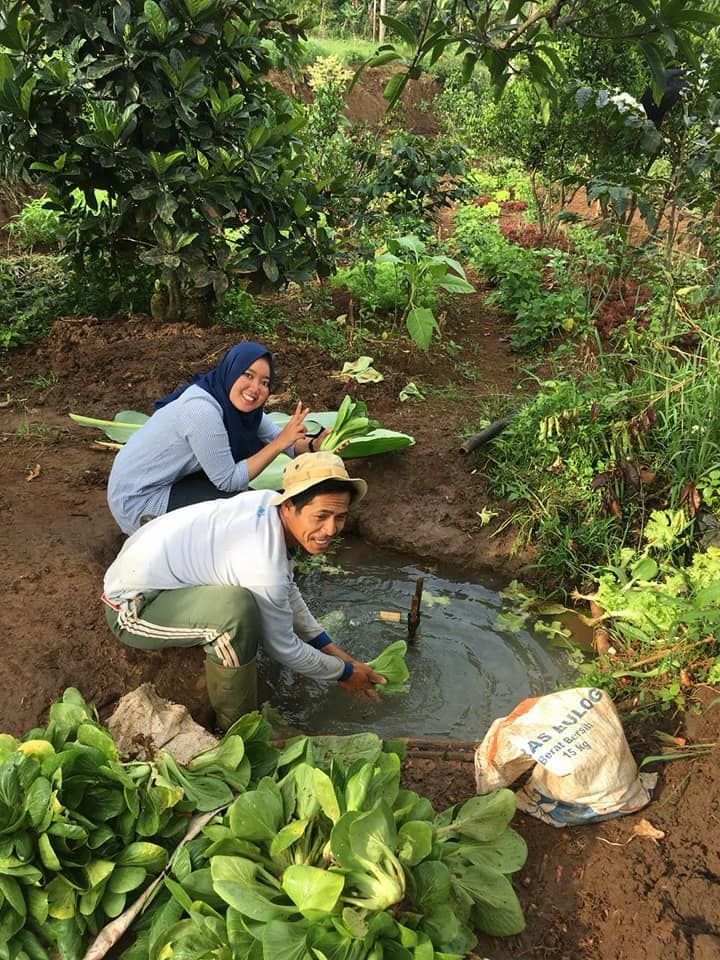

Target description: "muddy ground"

left=2, top=68, right=719, bottom=960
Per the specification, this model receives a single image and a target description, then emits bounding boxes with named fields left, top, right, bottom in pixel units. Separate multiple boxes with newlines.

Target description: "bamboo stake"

left=81, top=805, right=227, bottom=960
left=589, top=600, right=611, bottom=655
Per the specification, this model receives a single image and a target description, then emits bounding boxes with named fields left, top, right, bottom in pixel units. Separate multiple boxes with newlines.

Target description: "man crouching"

left=102, top=452, right=385, bottom=729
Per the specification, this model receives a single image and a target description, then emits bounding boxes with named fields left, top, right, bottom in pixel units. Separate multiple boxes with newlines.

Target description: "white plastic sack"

left=474, top=686, right=657, bottom=826
left=107, top=683, right=217, bottom=765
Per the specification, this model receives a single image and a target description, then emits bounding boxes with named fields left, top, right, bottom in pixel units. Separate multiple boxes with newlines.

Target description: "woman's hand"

left=276, top=400, right=310, bottom=450
left=306, top=428, right=331, bottom=453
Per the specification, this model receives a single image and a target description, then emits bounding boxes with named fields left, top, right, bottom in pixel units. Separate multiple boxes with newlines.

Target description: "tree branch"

left=499, top=0, right=572, bottom=50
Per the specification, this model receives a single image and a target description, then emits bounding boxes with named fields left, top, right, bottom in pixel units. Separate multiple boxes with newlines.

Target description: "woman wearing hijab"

left=107, top=342, right=319, bottom=534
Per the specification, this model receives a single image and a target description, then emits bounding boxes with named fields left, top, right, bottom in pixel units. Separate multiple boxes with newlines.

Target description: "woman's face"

left=229, top=357, right=271, bottom=413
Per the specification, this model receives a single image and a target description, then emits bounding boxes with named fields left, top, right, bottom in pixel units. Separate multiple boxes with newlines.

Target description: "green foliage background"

left=0, top=0, right=333, bottom=318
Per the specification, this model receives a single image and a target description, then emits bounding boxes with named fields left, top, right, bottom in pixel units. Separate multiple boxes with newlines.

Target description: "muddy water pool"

left=258, top=542, right=578, bottom=741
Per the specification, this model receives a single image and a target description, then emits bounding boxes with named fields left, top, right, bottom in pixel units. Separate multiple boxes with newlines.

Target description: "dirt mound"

left=271, top=65, right=441, bottom=136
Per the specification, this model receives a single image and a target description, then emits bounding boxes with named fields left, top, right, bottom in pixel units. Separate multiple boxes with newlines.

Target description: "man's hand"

left=339, top=661, right=386, bottom=701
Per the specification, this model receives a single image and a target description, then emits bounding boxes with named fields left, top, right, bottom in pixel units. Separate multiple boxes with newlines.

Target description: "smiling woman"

left=106, top=341, right=325, bottom=535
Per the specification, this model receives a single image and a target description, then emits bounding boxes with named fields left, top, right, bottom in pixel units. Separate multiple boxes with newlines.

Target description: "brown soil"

left=271, top=66, right=440, bottom=137
left=1, top=67, right=719, bottom=960
left=0, top=297, right=525, bottom=739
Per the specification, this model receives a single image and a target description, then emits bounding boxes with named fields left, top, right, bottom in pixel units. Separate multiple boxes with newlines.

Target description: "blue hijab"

left=154, top=342, right=275, bottom=462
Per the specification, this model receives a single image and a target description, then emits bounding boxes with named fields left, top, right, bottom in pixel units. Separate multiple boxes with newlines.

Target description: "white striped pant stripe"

left=117, top=610, right=241, bottom=668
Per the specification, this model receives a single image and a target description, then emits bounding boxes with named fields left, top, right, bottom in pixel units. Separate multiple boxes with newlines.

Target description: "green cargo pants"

left=104, top=585, right=260, bottom=730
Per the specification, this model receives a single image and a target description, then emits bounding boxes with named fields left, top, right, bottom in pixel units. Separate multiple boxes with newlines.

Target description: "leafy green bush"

left=332, top=259, right=432, bottom=314
left=4, top=197, right=63, bottom=250
left=579, top=540, right=720, bottom=708
left=333, top=235, right=473, bottom=349
left=0, top=0, right=331, bottom=321
left=434, top=64, right=492, bottom=153
left=305, top=56, right=354, bottom=184
left=63, top=256, right=157, bottom=320
left=452, top=210, right=617, bottom=349
left=0, top=253, right=160, bottom=349
left=451, top=214, right=514, bottom=279
left=452, top=210, right=574, bottom=350
left=477, top=307, right=720, bottom=588
left=480, top=377, right=630, bottom=585
left=465, top=164, right=536, bottom=210
left=375, top=235, right=474, bottom=350
left=356, top=133, right=468, bottom=222
left=212, top=285, right=284, bottom=339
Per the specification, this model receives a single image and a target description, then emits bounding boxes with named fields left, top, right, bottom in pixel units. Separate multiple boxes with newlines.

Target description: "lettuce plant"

left=121, top=738, right=527, bottom=960
left=0, top=690, right=277, bottom=960
left=319, top=395, right=379, bottom=453
left=367, top=640, right=410, bottom=694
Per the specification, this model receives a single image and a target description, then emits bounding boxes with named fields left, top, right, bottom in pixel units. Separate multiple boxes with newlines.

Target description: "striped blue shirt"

left=107, top=385, right=293, bottom=534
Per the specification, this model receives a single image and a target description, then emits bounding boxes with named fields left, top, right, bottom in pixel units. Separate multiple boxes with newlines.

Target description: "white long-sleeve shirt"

left=107, top=385, right=293, bottom=534
left=103, top=490, right=344, bottom=681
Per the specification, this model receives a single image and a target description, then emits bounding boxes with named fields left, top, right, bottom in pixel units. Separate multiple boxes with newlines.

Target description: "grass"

left=26, top=372, right=59, bottom=390
left=423, top=382, right=473, bottom=404
left=300, top=35, right=412, bottom=66
left=15, top=419, right=54, bottom=440
left=460, top=390, right=520, bottom=431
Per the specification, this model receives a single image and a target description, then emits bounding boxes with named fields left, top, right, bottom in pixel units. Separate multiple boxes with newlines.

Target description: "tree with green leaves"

left=368, top=0, right=720, bottom=106
left=0, top=0, right=333, bottom=321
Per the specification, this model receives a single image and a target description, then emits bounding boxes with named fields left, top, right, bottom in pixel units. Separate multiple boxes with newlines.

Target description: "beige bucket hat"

left=271, top=451, right=368, bottom=506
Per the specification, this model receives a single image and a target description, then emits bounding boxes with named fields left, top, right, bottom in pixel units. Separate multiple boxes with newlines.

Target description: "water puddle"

left=259, top=541, right=578, bottom=741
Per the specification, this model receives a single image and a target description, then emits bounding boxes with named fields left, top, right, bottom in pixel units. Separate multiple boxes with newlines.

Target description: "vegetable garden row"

left=1, top=689, right=525, bottom=960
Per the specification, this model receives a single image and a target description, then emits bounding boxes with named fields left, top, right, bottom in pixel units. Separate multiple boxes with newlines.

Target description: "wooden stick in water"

left=408, top=577, right=424, bottom=640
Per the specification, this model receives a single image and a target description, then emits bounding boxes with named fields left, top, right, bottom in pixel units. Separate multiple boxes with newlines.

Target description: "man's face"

left=280, top=491, right=351, bottom=554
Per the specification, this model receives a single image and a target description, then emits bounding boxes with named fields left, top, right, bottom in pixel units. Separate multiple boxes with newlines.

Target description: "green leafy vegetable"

left=119, top=736, right=526, bottom=960
left=320, top=395, right=380, bottom=453
left=68, top=411, right=148, bottom=444
left=0, top=690, right=277, bottom=960
left=68, top=408, right=414, bottom=490
left=2, top=692, right=527, bottom=960
left=367, top=640, right=411, bottom=693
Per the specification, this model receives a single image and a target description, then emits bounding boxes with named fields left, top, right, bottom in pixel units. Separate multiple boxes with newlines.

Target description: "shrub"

left=356, top=133, right=468, bottom=222
left=435, top=64, right=493, bottom=152
left=0, top=256, right=69, bottom=349
left=451, top=209, right=618, bottom=350
left=332, top=255, right=442, bottom=316
left=0, top=0, right=331, bottom=320
left=4, top=197, right=63, bottom=250
left=212, top=284, right=284, bottom=339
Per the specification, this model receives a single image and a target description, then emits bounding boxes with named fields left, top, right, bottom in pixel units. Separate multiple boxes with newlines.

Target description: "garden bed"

left=1, top=304, right=719, bottom=959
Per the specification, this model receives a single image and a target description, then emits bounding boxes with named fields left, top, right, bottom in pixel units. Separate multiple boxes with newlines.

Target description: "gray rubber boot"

left=204, top=656, right=258, bottom=732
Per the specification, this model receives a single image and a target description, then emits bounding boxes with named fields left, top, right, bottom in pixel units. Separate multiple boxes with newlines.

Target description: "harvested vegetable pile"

left=0, top=692, right=528, bottom=960
left=0, top=690, right=277, bottom=960
left=122, top=738, right=528, bottom=960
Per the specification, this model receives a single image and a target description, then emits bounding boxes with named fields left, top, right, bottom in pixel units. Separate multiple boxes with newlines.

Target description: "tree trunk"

left=378, top=0, right=386, bottom=42
left=165, top=272, right=182, bottom=322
